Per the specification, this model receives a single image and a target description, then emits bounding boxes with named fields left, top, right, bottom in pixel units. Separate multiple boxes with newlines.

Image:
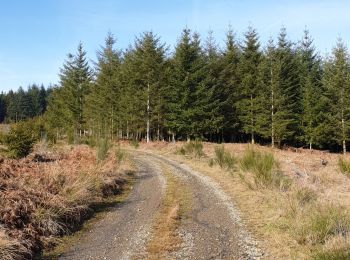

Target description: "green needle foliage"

left=2, top=25, right=342, bottom=153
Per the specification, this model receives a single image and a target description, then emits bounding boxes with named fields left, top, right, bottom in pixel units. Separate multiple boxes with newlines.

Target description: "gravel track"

left=59, top=154, right=165, bottom=260
left=58, top=151, right=262, bottom=260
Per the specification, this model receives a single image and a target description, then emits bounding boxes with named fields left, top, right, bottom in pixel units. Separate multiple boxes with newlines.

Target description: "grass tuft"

left=295, top=186, right=318, bottom=206
left=115, top=145, right=126, bottom=163
left=97, top=138, right=110, bottom=161
left=213, top=145, right=236, bottom=170
left=178, top=140, right=204, bottom=158
left=239, top=147, right=289, bottom=189
left=338, top=157, right=350, bottom=177
left=312, top=235, right=350, bottom=259
left=129, top=139, right=139, bottom=149
left=296, top=205, right=350, bottom=246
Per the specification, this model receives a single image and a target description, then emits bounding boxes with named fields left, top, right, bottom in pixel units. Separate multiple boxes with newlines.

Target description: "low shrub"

left=4, top=122, right=37, bottom=158
left=97, top=138, right=110, bottom=161
left=239, top=147, right=289, bottom=189
left=338, top=157, right=350, bottom=177
left=213, top=145, right=236, bottom=170
left=130, top=139, right=139, bottom=149
left=115, top=145, right=125, bottom=163
left=178, top=140, right=204, bottom=158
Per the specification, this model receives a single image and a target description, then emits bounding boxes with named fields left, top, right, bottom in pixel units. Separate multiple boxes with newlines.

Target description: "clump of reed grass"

left=212, top=145, right=236, bottom=170
left=178, top=140, right=204, bottom=158
left=239, top=147, right=290, bottom=189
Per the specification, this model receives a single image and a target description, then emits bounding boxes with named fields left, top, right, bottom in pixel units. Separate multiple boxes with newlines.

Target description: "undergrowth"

left=178, top=140, right=204, bottom=158
left=288, top=204, right=350, bottom=258
left=129, top=139, right=139, bottom=149
left=0, top=145, right=128, bottom=259
left=239, top=147, right=290, bottom=189
left=210, top=145, right=236, bottom=170
left=338, top=157, right=350, bottom=177
left=97, top=138, right=110, bottom=161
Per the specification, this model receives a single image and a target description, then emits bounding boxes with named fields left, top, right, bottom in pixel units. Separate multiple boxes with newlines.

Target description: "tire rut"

left=58, top=154, right=166, bottom=260
left=138, top=151, right=263, bottom=260
left=58, top=151, right=262, bottom=260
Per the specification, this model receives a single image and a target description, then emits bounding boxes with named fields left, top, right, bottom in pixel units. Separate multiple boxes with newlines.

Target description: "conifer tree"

left=217, top=28, right=241, bottom=141
left=86, top=33, right=121, bottom=139
left=124, top=32, right=167, bottom=142
left=167, top=29, right=212, bottom=140
left=0, top=92, right=6, bottom=123
left=274, top=27, right=301, bottom=145
left=237, top=26, right=262, bottom=144
left=47, top=43, right=93, bottom=140
left=202, top=31, right=224, bottom=141
left=323, top=39, right=350, bottom=153
left=298, top=30, right=323, bottom=149
left=258, top=28, right=301, bottom=147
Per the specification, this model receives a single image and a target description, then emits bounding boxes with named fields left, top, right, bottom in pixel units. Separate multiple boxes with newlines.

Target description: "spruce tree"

left=167, top=29, right=212, bottom=140
left=298, top=30, right=323, bottom=149
left=237, top=26, right=262, bottom=144
left=323, top=39, right=350, bottom=153
left=275, top=27, right=301, bottom=146
left=86, top=33, right=121, bottom=140
left=258, top=28, right=301, bottom=147
left=202, top=31, right=224, bottom=141
left=217, top=28, right=241, bottom=141
left=47, top=43, right=93, bottom=140
left=122, top=32, right=167, bottom=141
left=0, top=92, right=6, bottom=123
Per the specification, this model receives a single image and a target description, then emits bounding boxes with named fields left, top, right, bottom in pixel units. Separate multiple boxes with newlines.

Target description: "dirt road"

left=59, top=151, right=262, bottom=260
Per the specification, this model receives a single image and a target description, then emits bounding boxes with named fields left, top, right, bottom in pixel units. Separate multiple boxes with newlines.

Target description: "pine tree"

left=237, top=26, right=262, bottom=144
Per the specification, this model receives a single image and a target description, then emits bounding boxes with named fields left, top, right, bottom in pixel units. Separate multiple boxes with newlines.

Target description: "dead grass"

left=0, top=227, right=30, bottom=260
left=0, top=144, right=130, bottom=259
left=146, top=164, right=191, bottom=259
left=134, top=141, right=350, bottom=259
left=338, top=156, right=350, bottom=178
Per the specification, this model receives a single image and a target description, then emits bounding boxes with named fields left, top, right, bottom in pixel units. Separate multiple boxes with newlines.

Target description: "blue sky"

left=1, top=0, right=350, bottom=92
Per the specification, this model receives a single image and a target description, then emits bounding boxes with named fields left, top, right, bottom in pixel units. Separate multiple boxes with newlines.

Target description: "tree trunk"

left=157, top=122, right=160, bottom=141
left=172, top=133, right=175, bottom=143
left=271, top=66, right=275, bottom=148
left=146, top=83, right=150, bottom=143
left=342, top=106, right=346, bottom=154
left=126, top=121, right=129, bottom=139
left=111, top=108, right=114, bottom=141
left=250, top=94, right=254, bottom=144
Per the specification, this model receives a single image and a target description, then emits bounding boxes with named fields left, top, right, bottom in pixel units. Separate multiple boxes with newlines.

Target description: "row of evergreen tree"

left=45, top=26, right=350, bottom=152
left=0, top=85, right=51, bottom=123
